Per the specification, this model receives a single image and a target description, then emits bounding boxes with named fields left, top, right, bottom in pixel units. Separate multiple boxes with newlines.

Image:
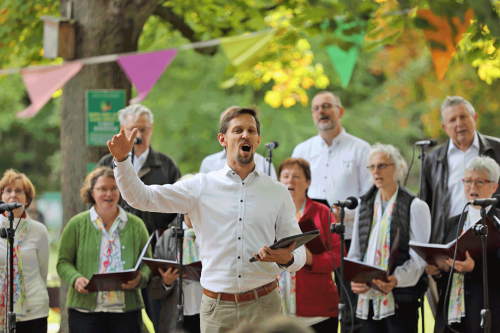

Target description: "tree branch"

left=153, top=5, right=218, bottom=56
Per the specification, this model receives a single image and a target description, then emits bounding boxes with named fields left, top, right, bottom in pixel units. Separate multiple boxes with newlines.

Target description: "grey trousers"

left=200, top=288, right=283, bottom=333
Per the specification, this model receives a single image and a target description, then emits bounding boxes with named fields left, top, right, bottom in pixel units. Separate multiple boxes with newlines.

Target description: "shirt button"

left=238, top=256, right=241, bottom=259
left=239, top=218, right=242, bottom=221
left=326, top=164, right=329, bottom=167
left=232, top=172, right=235, bottom=175
left=242, top=182, right=245, bottom=185
left=238, top=237, right=241, bottom=240
left=324, top=176, right=327, bottom=179
left=240, top=200, right=243, bottom=202
left=122, top=245, right=125, bottom=249
left=238, top=275, right=241, bottom=278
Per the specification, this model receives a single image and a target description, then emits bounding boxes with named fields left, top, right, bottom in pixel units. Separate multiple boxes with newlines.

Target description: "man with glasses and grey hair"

left=420, top=96, right=500, bottom=244
left=199, top=106, right=277, bottom=179
left=98, top=104, right=181, bottom=331
left=292, top=91, right=372, bottom=333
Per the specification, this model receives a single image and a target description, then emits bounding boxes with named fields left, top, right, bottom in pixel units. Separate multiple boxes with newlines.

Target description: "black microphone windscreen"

left=429, top=139, right=438, bottom=147
left=346, top=196, right=358, bottom=210
left=272, top=141, right=279, bottom=148
left=134, top=137, right=143, bottom=144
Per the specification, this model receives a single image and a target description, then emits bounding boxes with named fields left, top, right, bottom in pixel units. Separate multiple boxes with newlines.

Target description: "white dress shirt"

left=199, top=150, right=278, bottom=180
left=348, top=198, right=431, bottom=287
left=0, top=214, right=49, bottom=322
left=115, top=159, right=306, bottom=293
left=130, top=147, right=149, bottom=174
left=292, top=129, right=373, bottom=238
left=447, top=132, right=480, bottom=218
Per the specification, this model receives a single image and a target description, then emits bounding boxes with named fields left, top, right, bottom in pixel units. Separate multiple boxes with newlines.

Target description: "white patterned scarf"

left=356, top=189, right=397, bottom=320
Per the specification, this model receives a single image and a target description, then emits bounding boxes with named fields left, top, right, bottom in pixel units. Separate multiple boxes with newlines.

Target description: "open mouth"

left=288, top=187, right=295, bottom=191
left=104, top=199, right=114, bottom=202
left=241, top=143, right=251, bottom=153
left=319, top=116, right=330, bottom=121
left=469, top=193, right=479, bottom=199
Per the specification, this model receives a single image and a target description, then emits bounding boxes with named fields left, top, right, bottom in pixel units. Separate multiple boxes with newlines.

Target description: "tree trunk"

left=58, top=1, right=160, bottom=331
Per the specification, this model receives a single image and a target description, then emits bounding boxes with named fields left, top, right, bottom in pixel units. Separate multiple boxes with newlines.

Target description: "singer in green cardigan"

left=57, top=167, right=152, bottom=333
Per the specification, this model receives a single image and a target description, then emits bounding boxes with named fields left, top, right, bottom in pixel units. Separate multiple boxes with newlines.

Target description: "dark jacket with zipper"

left=433, top=208, right=500, bottom=333
left=98, top=146, right=181, bottom=235
left=420, top=132, right=500, bottom=243
left=358, top=185, right=428, bottom=304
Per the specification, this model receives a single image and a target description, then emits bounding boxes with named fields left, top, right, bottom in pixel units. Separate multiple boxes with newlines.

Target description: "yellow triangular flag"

left=221, top=31, right=274, bottom=72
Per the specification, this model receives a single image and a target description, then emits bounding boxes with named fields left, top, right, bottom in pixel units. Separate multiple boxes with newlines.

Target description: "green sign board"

left=86, top=90, right=125, bottom=146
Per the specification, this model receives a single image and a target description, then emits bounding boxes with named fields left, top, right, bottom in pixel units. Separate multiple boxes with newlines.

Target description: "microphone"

left=470, top=194, right=500, bottom=207
left=134, top=137, right=143, bottom=145
left=264, top=141, right=279, bottom=149
left=0, top=201, right=23, bottom=214
left=415, top=139, right=438, bottom=147
left=333, top=197, right=358, bottom=210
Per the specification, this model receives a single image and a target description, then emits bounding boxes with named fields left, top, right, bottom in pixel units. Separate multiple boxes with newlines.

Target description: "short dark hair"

left=278, top=158, right=311, bottom=181
left=80, top=166, right=117, bottom=205
left=219, top=107, right=261, bottom=135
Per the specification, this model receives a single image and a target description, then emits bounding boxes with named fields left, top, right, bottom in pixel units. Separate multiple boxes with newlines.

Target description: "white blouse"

left=0, top=214, right=49, bottom=321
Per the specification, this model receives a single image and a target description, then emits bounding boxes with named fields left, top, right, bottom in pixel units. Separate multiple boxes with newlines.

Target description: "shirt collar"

left=319, top=128, right=346, bottom=148
left=132, top=147, right=149, bottom=162
left=222, top=162, right=261, bottom=178
left=90, top=205, right=128, bottom=223
left=448, top=131, right=479, bottom=154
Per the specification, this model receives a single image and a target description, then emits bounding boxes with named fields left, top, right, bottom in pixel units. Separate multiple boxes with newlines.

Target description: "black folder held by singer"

left=248, top=230, right=320, bottom=263
left=85, top=233, right=154, bottom=292
left=343, top=230, right=400, bottom=293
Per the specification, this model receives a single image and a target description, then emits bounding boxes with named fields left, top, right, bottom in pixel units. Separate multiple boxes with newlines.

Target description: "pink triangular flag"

left=117, top=49, right=177, bottom=103
left=17, top=61, right=83, bottom=118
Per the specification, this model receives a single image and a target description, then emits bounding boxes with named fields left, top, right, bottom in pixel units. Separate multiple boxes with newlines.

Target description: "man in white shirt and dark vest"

left=199, top=106, right=278, bottom=180
left=107, top=107, right=306, bottom=333
left=292, top=91, right=372, bottom=333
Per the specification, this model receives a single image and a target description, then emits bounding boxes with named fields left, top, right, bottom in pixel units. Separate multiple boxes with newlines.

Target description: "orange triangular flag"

left=417, top=9, right=473, bottom=81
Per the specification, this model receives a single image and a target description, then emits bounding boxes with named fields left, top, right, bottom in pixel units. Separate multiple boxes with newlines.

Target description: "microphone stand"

left=174, top=214, right=185, bottom=332
left=331, top=207, right=346, bottom=333
left=474, top=207, right=490, bottom=333
left=266, top=147, right=273, bottom=177
left=0, top=210, right=17, bottom=333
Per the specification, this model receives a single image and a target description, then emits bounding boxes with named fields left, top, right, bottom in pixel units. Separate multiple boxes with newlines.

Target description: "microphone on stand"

left=415, top=139, right=438, bottom=147
left=333, top=197, right=358, bottom=210
left=0, top=201, right=23, bottom=214
left=264, top=141, right=279, bottom=149
left=470, top=194, right=500, bottom=207
left=134, top=137, right=143, bottom=145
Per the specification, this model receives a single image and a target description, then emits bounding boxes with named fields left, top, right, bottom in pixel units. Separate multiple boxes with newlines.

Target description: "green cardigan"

left=57, top=210, right=152, bottom=312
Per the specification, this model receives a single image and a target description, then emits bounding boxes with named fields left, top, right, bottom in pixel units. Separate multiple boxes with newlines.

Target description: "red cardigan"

left=295, top=197, right=342, bottom=318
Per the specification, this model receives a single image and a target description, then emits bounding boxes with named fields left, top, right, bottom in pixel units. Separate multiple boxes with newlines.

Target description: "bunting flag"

left=16, top=61, right=83, bottom=118
left=221, top=31, right=274, bottom=72
left=326, top=20, right=365, bottom=88
left=117, top=48, right=177, bottom=104
left=417, top=8, right=474, bottom=81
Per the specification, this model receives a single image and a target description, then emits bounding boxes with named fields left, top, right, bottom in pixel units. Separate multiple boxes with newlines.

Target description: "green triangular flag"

left=221, top=31, right=274, bottom=72
left=325, top=19, right=365, bottom=88
left=326, top=45, right=359, bottom=88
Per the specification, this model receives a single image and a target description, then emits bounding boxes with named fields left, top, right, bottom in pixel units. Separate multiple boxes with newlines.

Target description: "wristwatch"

left=279, top=255, right=294, bottom=268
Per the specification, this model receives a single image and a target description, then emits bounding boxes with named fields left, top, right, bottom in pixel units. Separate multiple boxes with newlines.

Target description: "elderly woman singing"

left=347, top=143, right=431, bottom=333
left=427, top=155, right=500, bottom=333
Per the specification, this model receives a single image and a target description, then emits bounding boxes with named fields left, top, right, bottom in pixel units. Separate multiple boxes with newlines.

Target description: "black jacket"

left=98, top=146, right=181, bottom=235
left=420, top=132, right=500, bottom=243
left=434, top=208, right=500, bottom=333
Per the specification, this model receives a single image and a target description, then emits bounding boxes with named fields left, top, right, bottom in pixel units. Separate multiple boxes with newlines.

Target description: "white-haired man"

left=199, top=106, right=277, bottom=179
left=421, top=96, right=500, bottom=244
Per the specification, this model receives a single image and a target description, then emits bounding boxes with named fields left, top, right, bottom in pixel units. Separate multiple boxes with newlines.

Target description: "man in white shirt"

left=292, top=91, right=372, bottom=333
left=200, top=106, right=277, bottom=179
left=421, top=96, right=500, bottom=243
left=108, top=107, right=306, bottom=333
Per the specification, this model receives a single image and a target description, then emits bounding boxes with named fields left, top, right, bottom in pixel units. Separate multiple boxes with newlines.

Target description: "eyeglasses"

left=94, top=187, right=120, bottom=194
left=2, top=188, right=25, bottom=196
left=125, top=127, right=152, bottom=134
left=311, top=103, right=341, bottom=113
left=367, top=163, right=394, bottom=171
left=462, top=178, right=493, bottom=188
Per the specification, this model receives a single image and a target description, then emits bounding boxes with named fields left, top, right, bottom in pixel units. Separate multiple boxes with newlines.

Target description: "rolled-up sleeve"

left=275, top=188, right=306, bottom=272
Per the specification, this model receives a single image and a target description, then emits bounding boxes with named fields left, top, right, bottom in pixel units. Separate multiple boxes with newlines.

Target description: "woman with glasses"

left=277, top=158, right=342, bottom=332
left=0, top=169, right=49, bottom=333
left=426, top=155, right=500, bottom=333
left=57, top=166, right=152, bottom=333
left=347, top=143, right=431, bottom=333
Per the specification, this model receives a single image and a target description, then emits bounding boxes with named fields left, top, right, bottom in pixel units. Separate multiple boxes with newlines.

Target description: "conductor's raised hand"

left=253, top=241, right=295, bottom=265
left=107, top=128, right=138, bottom=162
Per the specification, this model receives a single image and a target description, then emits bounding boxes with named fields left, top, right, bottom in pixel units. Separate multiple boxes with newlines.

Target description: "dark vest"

left=358, top=185, right=428, bottom=303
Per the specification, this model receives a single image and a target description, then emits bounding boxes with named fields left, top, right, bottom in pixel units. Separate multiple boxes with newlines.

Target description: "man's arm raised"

left=107, top=128, right=138, bottom=162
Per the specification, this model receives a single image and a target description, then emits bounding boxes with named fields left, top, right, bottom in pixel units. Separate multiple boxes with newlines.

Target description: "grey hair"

left=440, top=96, right=475, bottom=124
left=465, top=156, right=500, bottom=183
left=313, top=91, right=343, bottom=107
left=118, top=104, right=154, bottom=125
left=367, top=143, right=408, bottom=182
